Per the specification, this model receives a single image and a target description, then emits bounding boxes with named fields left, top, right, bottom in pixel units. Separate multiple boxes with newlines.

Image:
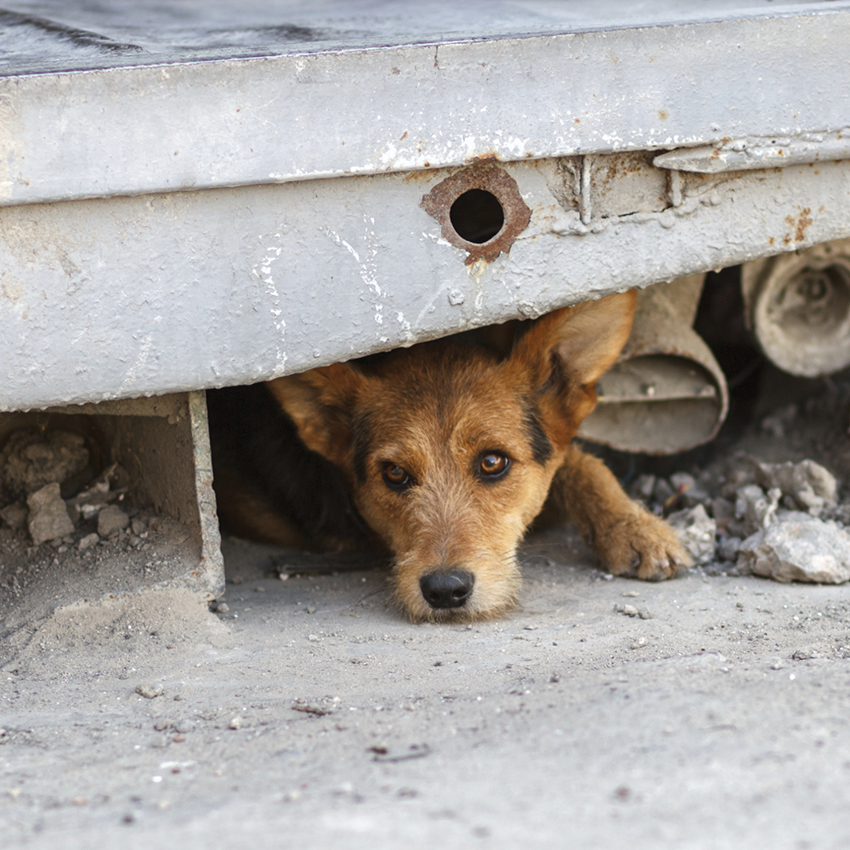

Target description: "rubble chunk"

left=735, top=485, right=780, bottom=537
left=667, top=504, right=716, bottom=565
left=26, top=483, right=75, bottom=545
left=718, top=536, right=742, bottom=562
left=1, top=430, right=89, bottom=500
left=0, top=501, right=28, bottom=530
left=753, top=460, right=837, bottom=516
left=738, top=512, right=850, bottom=584
left=77, top=532, right=100, bottom=552
left=98, top=505, right=130, bottom=538
left=711, top=497, right=735, bottom=522
left=630, top=474, right=656, bottom=501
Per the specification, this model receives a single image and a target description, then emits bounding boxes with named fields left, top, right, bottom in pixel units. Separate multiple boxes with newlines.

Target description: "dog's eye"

left=382, top=463, right=411, bottom=490
left=479, top=452, right=510, bottom=479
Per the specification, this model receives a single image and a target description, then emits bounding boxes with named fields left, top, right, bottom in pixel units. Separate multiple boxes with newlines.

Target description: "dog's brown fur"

left=209, top=291, right=689, bottom=622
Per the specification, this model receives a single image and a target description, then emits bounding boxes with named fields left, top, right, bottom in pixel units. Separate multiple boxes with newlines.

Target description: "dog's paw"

left=597, top=508, right=691, bottom=581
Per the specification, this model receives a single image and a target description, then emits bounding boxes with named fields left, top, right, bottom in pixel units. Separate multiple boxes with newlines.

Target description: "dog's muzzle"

left=419, top=569, right=475, bottom=609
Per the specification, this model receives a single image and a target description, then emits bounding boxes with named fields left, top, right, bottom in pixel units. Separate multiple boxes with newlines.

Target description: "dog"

left=207, top=290, right=689, bottom=622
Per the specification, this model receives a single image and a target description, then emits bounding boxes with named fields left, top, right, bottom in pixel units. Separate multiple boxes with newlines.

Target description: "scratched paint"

left=2, top=154, right=850, bottom=410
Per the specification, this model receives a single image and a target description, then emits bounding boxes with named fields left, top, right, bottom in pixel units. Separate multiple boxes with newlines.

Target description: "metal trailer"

left=1, top=0, right=850, bottom=624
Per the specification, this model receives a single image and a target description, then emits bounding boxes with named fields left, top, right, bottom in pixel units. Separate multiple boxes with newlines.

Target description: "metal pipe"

left=578, top=275, right=729, bottom=454
left=741, top=238, right=850, bottom=377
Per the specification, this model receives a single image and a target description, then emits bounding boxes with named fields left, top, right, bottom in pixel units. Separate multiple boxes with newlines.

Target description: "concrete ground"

left=3, top=522, right=850, bottom=850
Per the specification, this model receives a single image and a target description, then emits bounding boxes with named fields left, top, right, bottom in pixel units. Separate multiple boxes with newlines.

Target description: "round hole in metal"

left=449, top=189, right=505, bottom=244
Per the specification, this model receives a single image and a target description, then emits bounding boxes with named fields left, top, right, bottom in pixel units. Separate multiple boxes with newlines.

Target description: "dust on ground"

left=2, top=368, right=850, bottom=849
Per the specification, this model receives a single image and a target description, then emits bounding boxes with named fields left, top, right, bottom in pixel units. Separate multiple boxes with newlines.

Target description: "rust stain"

left=657, top=109, right=669, bottom=121
left=466, top=151, right=499, bottom=164
left=795, top=207, right=813, bottom=242
left=399, top=131, right=408, bottom=141
left=403, top=169, right=438, bottom=185
left=782, top=207, right=814, bottom=245
left=420, top=164, right=532, bottom=265
left=769, top=236, right=775, bottom=246
left=783, top=207, right=813, bottom=244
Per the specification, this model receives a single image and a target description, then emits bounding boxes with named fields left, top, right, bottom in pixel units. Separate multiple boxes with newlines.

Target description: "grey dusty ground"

left=3, top=375, right=850, bottom=849
left=3, top=528, right=850, bottom=850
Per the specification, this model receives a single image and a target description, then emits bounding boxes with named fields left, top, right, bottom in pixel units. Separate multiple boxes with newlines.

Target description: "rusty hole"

left=449, top=189, right=505, bottom=244
left=420, top=164, right=531, bottom=265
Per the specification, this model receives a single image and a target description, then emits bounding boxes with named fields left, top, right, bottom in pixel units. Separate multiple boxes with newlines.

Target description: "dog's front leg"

left=548, top=444, right=691, bottom=580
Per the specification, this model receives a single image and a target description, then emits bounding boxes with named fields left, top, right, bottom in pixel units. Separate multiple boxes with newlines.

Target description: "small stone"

left=631, top=474, right=656, bottom=501
left=0, top=502, right=28, bottom=530
left=667, top=504, right=716, bottom=565
left=653, top=478, right=675, bottom=505
left=718, top=536, right=742, bottom=562
left=791, top=648, right=819, bottom=661
left=211, top=602, right=229, bottom=614
left=754, top=459, right=837, bottom=516
left=631, top=637, right=648, bottom=649
left=135, top=684, right=164, bottom=699
left=228, top=716, right=243, bottom=730
left=670, top=472, right=696, bottom=493
left=26, top=482, right=74, bottom=545
left=131, top=517, right=148, bottom=535
left=711, top=498, right=735, bottom=522
left=173, top=719, right=196, bottom=734
left=637, top=607, right=653, bottom=620
left=77, top=532, right=100, bottom=552
left=760, top=404, right=798, bottom=438
left=735, top=485, right=780, bottom=536
left=738, top=512, right=850, bottom=584
left=98, top=505, right=129, bottom=538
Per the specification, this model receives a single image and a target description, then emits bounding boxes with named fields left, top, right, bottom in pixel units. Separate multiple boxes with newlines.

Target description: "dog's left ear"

left=510, top=290, right=636, bottom=419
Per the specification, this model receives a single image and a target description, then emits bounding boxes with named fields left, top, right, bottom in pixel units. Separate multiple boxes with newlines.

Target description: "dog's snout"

left=419, top=570, right=475, bottom=609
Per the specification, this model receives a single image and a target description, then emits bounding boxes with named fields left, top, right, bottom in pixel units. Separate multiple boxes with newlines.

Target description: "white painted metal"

left=0, top=1, right=849, bottom=412
left=2, top=155, right=850, bottom=411
left=654, top=130, right=850, bottom=174
left=0, top=2, right=849, bottom=205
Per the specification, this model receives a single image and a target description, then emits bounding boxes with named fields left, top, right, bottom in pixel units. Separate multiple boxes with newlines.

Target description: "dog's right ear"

left=265, top=363, right=366, bottom=467
left=507, top=291, right=637, bottom=441
left=511, top=291, right=637, bottom=389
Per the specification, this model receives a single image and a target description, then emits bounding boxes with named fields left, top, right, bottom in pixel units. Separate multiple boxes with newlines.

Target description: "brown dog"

left=208, top=291, right=689, bottom=622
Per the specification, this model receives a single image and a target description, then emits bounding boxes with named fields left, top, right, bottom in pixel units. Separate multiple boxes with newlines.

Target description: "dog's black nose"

left=419, top=570, right=475, bottom=609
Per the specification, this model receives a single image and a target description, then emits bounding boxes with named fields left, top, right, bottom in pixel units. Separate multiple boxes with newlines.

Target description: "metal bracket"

left=654, top=128, right=850, bottom=174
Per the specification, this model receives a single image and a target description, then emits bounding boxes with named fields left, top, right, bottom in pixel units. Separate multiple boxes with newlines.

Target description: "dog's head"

left=267, top=291, right=636, bottom=621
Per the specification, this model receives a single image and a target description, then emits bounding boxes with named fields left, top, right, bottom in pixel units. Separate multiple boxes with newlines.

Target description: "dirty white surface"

left=3, top=537, right=850, bottom=847
left=3, top=374, right=850, bottom=848
left=3, top=539, right=850, bottom=849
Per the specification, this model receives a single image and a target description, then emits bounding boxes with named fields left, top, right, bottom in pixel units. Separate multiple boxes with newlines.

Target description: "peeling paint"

left=251, top=235, right=287, bottom=372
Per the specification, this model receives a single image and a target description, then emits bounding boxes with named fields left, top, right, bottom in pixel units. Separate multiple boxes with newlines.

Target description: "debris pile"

left=630, top=457, right=850, bottom=584
left=0, top=428, right=145, bottom=551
